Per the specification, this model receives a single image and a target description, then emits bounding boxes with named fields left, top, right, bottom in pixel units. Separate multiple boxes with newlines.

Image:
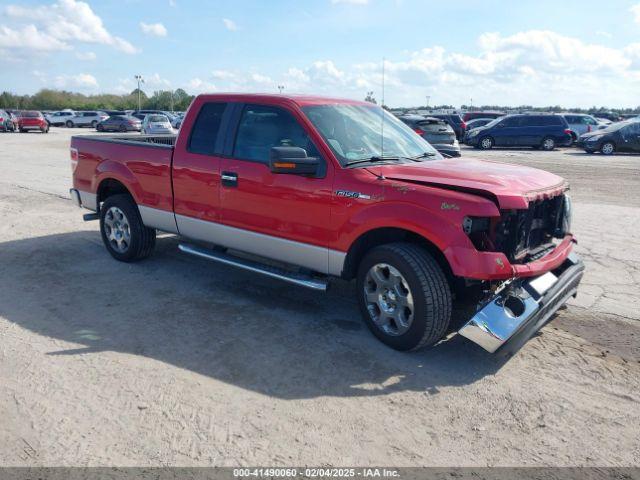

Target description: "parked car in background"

left=45, top=110, right=75, bottom=126
left=96, top=115, right=142, bottom=132
left=561, top=114, right=606, bottom=143
left=171, top=113, right=185, bottom=129
left=595, top=117, right=613, bottom=126
left=424, top=113, right=466, bottom=140
left=463, top=118, right=498, bottom=142
left=103, top=110, right=127, bottom=117
left=465, top=114, right=572, bottom=150
left=5, top=111, right=18, bottom=131
left=142, top=114, right=174, bottom=134
left=131, top=110, right=166, bottom=121
left=462, top=111, right=505, bottom=123
left=0, top=109, right=14, bottom=132
left=17, top=111, right=49, bottom=133
left=399, top=114, right=461, bottom=157
left=577, top=120, right=640, bottom=155
left=591, top=112, right=622, bottom=123
left=66, top=111, right=109, bottom=128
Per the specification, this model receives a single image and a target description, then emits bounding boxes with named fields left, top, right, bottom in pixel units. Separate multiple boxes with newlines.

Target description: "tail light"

left=564, top=129, right=572, bottom=136
left=70, top=148, right=79, bottom=174
left=413, top=128, right=425, bottom=135
left=461, top=121, right=467, bottom=130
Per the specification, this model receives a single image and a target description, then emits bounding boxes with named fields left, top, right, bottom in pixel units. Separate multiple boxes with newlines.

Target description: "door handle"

left=221, top=171, right=238, bottom=187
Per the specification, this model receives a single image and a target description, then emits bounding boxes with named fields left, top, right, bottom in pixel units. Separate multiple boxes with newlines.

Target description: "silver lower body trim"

left=175, top=213, right=345, bottom=276
left=138, top=205, right=179, bottom=234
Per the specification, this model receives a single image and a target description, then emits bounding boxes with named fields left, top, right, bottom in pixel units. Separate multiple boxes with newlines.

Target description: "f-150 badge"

left=336, top=190, right=371, bottom=200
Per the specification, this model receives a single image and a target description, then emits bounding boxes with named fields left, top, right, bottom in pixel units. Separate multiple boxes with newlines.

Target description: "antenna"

left=380, top=57, right=385, bottom=159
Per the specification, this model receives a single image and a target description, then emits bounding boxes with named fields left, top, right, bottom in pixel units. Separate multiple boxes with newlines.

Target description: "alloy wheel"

left=104, top=206, right=131, bottom=253
left=363, top=263, right=415, bottom=336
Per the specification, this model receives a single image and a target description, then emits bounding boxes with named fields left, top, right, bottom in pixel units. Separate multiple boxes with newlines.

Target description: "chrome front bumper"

left=458, top=253, right=585, bottom=354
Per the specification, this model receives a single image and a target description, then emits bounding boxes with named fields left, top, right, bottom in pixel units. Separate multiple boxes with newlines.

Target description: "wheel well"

left=97, top=179, right=132, bottom=209
left=341, top=227, right=453, bottom=282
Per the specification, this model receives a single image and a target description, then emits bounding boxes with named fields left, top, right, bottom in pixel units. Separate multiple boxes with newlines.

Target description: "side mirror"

left=269, top=146, right=319, bottom=176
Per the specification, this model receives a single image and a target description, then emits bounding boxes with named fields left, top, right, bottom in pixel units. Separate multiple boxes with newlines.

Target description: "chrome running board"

left=178, top=243, right=329, bottom=291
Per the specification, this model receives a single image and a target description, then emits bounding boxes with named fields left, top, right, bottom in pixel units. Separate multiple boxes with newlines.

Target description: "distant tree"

left=364, top=91, right=377, bottom=104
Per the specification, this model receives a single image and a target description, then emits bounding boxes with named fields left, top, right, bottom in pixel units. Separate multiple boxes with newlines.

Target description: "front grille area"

left=495, top=195, right=566, bottom=263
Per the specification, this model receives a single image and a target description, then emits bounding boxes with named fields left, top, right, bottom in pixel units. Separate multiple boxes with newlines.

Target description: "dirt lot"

left=1, top=128, right=639, bottom=466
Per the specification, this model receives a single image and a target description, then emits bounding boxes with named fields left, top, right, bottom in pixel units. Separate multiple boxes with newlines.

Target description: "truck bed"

left=71, top=134, right=176, bottom=213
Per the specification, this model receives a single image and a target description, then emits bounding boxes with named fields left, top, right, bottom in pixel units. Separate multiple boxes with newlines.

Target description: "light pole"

left=277, top=85, right=284, bottom=94
left=134, top=75, right=144, bottom=111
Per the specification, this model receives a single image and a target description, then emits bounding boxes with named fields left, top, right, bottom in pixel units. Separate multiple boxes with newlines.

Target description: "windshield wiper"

left=344, top=152, right=436, bottom=167
left=344, top=156, right=403, bottom=167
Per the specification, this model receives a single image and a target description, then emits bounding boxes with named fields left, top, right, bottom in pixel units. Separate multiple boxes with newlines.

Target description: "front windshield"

left=483, top=117, right=504, bottom=128
left=303, top=104, right=441, bottom=166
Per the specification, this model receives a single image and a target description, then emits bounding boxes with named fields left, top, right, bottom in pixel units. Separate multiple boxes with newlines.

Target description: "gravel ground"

left=0, top=128, right=639, bottom=466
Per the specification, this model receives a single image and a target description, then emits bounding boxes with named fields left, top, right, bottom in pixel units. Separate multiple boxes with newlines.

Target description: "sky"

left=1, top=0, right=640, bottom=108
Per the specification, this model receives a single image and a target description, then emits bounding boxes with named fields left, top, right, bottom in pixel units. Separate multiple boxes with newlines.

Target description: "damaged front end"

left=459, top=252, right=585, bottom=354
left=457, top=190, right=583, bottom=354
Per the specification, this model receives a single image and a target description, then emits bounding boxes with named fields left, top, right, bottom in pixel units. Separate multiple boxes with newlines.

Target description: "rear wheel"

left=541, top=137, right=556, bottom=151
left=41, top=124, right=49, bottom=133
left=357, top=243, right=451, bottom=351
left=99, top=194, right=156, bottom=262
left=601, top=142, right=615, bottom=155
left=119, top=124, right=127, bottom=132
left=97, top=124, right=104, bottom=132
left=91, top=120, right=98, bottom=128
left=65, top=120, right=74, bottom=128
left=479, top=136, right=493, bottom=150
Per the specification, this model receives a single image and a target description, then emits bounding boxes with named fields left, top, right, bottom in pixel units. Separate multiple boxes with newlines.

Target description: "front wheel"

left=601, top=142, right=616, bottom=155
left=65, top=120, right=74, bottom=128
left=99, top=194, right=156, bottom=262
left=479, top=136, right=493, bottom=150
left=357, top=243, right=451, bottom=351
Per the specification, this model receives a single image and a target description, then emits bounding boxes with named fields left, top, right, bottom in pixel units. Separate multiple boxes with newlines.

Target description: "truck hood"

left=374, top=158, right=567, bottom=209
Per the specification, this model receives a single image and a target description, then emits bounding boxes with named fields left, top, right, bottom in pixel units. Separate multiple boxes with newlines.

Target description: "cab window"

left=233, top=105, right=320, bottom=163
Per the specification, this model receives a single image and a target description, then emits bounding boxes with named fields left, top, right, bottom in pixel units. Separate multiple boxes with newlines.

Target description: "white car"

left=171, top=113, right=185, bottom=129
left=142, top=114, right=175, bottom=134
left=45, top=110, right=75, bottom=126
left=66, top=111, right=109, bottom=128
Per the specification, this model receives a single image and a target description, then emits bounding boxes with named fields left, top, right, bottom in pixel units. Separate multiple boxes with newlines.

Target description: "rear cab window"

left=187, top=102, right=228, bottom=155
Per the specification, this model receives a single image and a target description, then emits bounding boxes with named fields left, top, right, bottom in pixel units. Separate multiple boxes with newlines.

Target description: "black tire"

left=66, top=120, right=74, bottom=128
left=119, top=124, right=127, bottom=132
left=91, top=120, right=98, bottom=128
left=99, top=194, right=156, bottom=262
left=356, top=242, right=451, bottom=351
left=97, top=124, right=104, bottom=132
left=569, top=132, right=577, bottom=144
left=541, top=137, right=556, bottom=151
left=601, top=141, right=616, bottom=155
left=41, top=125, right=49, bottom=133
left=479, top=136, right=493, bottom=150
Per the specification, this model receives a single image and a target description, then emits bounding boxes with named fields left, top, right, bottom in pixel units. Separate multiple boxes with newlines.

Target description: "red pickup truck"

left=70, top=94, right=584, bottom=353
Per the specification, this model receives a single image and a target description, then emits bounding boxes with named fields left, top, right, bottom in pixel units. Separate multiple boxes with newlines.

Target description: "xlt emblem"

left=336, top=190, right=371, bottom=200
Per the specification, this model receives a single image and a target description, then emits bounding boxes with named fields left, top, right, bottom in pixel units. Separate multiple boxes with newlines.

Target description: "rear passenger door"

left=172, top=101, right=231, bottom=229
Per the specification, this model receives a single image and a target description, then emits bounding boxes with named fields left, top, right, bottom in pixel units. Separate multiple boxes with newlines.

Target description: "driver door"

left=217, top=103, right=335, bottom=273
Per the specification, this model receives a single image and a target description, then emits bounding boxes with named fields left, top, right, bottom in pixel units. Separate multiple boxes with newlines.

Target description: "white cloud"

left=211, top=69, right=236, bottom=80
left=140, top=22, right=167, bottom=37
left=331, top=0, right=369, bottom=4
left=222, top=18, right=237, bottom=31
left=631, top=3, right=640, bottom=24
left=0, top=24, right=69, bottom=52
left=169, top=0, right=176, bottom=6
left=53, top=73, right=98, bottom=89
left=187, top=78, right=217, bottom=93
left=76, top=51, right=96, bottom=60
left=2, top=0, right=138, bottom=55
